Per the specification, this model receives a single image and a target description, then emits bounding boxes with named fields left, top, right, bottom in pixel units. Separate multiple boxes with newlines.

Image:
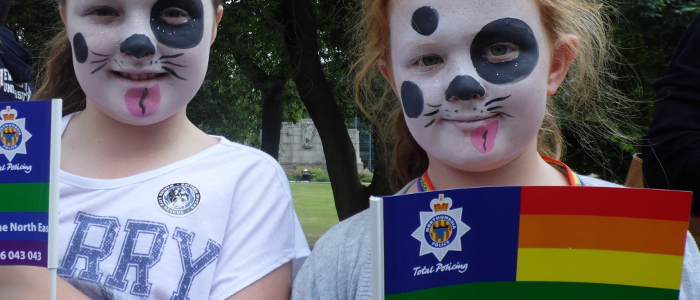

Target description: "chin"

left=433, top=147, right=523, bottom=173
left=102, top=109, right=166, bottom=127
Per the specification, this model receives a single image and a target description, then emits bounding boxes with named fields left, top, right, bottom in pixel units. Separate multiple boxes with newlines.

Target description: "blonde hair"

left=352, top=0, right=630, bottom=191
left=34, top=0, right=224, bottom=115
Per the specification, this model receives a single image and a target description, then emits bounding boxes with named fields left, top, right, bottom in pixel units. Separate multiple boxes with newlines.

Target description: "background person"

left=641, top=13, right=700, bottom=244
left=0, top=0, right=34, bottom=102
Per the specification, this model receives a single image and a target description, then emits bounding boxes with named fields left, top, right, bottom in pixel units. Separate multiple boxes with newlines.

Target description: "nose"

left=445, top=75, right=485, bottom=101
left=120, top=34, right=155, bottom=59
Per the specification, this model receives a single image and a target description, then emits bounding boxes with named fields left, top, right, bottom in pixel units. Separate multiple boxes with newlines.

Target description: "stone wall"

left=278, top=119, right=363, bottom=171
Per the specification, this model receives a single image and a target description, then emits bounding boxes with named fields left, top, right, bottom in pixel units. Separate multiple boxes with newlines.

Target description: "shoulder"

left=317, top=209, right=371, bottom=249
left=293, top=210, right=372, bottom=300
left=303, top=209, right=371, bottom=272
left=210, top=137, right=290, bottom=186
left=579, top=175, right=622, bottom=188
left=215, top=137, right=284, bottom=169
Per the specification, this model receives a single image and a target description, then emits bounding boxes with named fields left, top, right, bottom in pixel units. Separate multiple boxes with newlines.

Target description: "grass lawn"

left=290, top=182, right=339, bottom=248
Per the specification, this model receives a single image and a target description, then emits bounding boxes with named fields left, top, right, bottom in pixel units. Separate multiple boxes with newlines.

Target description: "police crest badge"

left=411, top=194, right=470, bottom=262
left=0, top=106, right=32, bottom=162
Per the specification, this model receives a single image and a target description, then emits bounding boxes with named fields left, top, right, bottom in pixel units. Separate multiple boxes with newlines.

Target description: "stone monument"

left=278, top=119, right=363, bottom=171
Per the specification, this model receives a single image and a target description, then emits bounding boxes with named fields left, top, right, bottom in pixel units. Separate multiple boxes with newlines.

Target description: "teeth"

left=118, top=72, right=161, bottom=80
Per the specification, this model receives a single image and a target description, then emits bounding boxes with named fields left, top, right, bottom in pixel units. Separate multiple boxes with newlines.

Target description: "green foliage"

left=561, top=1, right=699, bottom=182
left=313, top=0, right=364, bottom=126
left=6, top=0, right=61, bottom=69
left=287, top=167, right=371, bottom=183
left=187, top=1, right=305, bottom=146
left=285, top=167, right=331, bottom=182
left=358, top=170, right=374, bottom=183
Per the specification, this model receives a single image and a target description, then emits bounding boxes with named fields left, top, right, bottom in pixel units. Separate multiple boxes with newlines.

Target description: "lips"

left=125, top=84, right=161, bottom=117
left=446, top=115, right=498, bottom=131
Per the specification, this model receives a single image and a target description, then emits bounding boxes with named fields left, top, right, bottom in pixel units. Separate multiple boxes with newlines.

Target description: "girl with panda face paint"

left=0, top=1, right=310, bottom=299
left=64, top=0, right=215, bottom=126
left=291, top=0, right=700, bottom=299
left=380, top=0, right=571, bottom=189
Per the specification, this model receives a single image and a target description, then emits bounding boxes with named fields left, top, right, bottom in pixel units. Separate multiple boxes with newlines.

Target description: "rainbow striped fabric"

left=379, top=186, right=691, bottom=299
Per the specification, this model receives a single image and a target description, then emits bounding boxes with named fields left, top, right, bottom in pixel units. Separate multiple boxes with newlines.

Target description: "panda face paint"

left=387, top=0, right=551, bottom=171
left=471, top=18, right=539, bottom=84
left=150, top=0, right=205, bottom=49
left=64, top=0, right=217, bottom=125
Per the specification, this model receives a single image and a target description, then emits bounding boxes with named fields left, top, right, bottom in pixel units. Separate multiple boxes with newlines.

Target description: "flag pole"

left=370, top=196, right=385, bottom=300
left=48, top=99, right=62, bottom=300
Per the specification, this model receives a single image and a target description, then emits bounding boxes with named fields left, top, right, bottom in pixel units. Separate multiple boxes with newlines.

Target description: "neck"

left=61, top=102, right=217, bottom=179
left=77, top=104, right=192, bottom=152
left=424, top=141, right=569, bottom=191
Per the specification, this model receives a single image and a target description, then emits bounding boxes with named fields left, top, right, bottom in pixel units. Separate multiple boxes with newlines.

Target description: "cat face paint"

left=64, top=0, right=217, bottom=125
left=386, top=0, right=551, bottom=171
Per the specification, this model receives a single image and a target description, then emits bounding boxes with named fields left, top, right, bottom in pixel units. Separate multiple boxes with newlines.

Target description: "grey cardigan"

left=292, top=176, right=700, bottom=300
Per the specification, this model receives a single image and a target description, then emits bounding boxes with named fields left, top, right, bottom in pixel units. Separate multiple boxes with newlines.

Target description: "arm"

left=680, top=232, right=700, bottom=300
left=226, top=262, right=292, bottom=300
left=292, top=210, right=372, bottom=300
left=0, top=266, right=90, bottom=300
left=209, top=148, right=309, bottom=300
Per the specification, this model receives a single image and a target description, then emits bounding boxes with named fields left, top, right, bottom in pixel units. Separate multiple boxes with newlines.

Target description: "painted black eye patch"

left=150, top=0, right=204, bottom=49
left=470, top=18, right=539, bottom=85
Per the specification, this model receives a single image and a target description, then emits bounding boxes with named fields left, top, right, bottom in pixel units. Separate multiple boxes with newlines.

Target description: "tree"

left=561, top=0, right=699, bottom=182
left=281, top=0, right=392, bottom=221
left=11, top=0, right=699, bottom=220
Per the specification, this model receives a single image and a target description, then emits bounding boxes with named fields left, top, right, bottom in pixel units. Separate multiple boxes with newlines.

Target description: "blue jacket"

left=0, top=26, right=34, bottom=102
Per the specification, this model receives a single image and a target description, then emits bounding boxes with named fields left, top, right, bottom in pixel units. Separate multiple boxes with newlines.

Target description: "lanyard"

left=417, top=156, right=584, bottom=192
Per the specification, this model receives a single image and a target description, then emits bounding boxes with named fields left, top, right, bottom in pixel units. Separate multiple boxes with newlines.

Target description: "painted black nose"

left=445, top=75, right=485, bottom=101
left=120, top=34, right=155, bottom=58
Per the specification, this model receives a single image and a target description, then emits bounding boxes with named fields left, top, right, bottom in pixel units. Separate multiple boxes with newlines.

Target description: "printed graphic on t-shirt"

left=0, top=69, right=32, bottom=101
left=157, top=183, right=201, bottom=217
left=58, top=212, right=221, bottom=300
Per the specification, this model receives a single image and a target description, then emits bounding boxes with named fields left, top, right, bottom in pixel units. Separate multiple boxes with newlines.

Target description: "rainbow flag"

left=371, top=186, right=692, bottom=299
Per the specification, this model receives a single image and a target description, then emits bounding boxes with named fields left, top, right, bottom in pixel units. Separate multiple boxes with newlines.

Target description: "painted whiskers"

left=158, top=53, right=187, bottom=81
left=422, top=95, right=514, bottom=128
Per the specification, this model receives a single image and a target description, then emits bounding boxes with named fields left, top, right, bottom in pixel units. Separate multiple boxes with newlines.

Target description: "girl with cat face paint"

left=0, top=1, right=310, bottom=299
left=291, top=0, right=700, bottom=299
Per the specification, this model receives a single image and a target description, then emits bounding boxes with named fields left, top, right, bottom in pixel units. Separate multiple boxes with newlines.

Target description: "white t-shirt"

left=57, top=115, right=310, bottom=300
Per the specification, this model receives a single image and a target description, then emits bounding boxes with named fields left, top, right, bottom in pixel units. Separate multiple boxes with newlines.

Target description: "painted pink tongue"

left=125, top=84, right=161, bottom=117
left=470, top=120, right=499, bottom=154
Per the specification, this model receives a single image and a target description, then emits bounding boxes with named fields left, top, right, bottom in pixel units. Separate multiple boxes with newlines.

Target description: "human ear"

left=59, top=6, right=67, bottom=25
left=547, top=34, right=579, bottom=96
left=210, top=5, right=224, bottom=46
left=378, top=59, right=399, bottom=96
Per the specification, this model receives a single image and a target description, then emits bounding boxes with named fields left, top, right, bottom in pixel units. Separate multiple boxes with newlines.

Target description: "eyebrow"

left=394, top=39, right=442, bottom=53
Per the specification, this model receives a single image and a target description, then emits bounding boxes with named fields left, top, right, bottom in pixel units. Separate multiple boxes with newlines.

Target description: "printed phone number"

left=0, top=251, right=42, bottom=261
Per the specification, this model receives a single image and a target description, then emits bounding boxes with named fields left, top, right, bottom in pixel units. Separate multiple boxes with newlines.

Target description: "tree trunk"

left=260, top=91, right=284, bottom=159
left=282, top=0, right=370, bottom=220
left=230, top=49, right=288, bottom=159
